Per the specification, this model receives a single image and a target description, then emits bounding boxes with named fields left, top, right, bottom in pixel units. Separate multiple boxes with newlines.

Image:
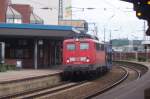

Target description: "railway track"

left=85, top=66, right=129, bottom=99
left=114, top=61, right=148, bottom=76
left=11, top=81, right=86, bottom=99
left=0, top=66, right=125, bottom=99
left=35, top=66, right=128, bottom=99
left=116, top=66, right=140, bottom=86
left=86, top=63, right=147, bottom=99
left=0, top=62, right=147, bottom=99
left=0, top=81, right=88, bottom=99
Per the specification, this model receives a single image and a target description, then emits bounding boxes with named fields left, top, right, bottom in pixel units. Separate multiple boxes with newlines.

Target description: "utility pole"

left=143, top=20, right=149, bottom=61
left=109, top=29, right=111, bottom=42
left=95, top=25, right=98, bottom=36
left=58, top=0, right=63, bottom=21
left=104, top=27, right=106, bottom=43
left=143, top=21, right=146, bottom=40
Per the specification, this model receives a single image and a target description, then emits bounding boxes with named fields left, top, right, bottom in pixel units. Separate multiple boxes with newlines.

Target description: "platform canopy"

left=0, top=23, right=80, bottom=39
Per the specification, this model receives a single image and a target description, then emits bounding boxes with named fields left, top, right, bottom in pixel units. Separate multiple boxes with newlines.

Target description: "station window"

left=6, top=48, right=32, bottom=59
left=16, top=49, right=23, bottom=58
left=67, top=43, right=75, bottom=51
left=80, top=43, right=89, bottom=50
left=5, top=40, right=33, bottom=59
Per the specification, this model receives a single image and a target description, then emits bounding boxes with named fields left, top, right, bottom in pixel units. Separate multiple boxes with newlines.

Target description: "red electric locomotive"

left=62, top=34, right=112, bottom=80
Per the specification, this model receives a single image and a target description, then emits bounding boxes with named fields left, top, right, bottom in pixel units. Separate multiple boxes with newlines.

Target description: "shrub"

left=0, top=64, right=16, bottom=72
left=138, top=56, right=146, bottom=62
left=0, top=64, right=7, bottom=72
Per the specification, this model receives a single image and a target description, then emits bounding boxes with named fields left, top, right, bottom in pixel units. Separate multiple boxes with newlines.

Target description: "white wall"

left=12, top=0, right=72, bottom=25
left=12, top=0, right=59, bottom=25
left=63, top=0, right=72, bottom=20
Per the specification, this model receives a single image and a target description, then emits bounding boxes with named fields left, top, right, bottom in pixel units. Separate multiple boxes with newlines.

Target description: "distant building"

left=0, top=0, right=10, bottom=22
left=0, top=0, right=43, bottom=24
left=11, top=4, right=43, bottom=24
left=6, top=5, right=22, bottom=23
left=12, top=0, right=72, bottom=25
left=111, top=39, right=129, bottom=47
left=111, top=39, right=144, bottom=52
left=58, top=20, right=88, bottom=33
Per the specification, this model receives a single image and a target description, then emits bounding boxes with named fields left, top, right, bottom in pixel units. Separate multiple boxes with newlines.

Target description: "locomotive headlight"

left=86, top=59, right=90, bottom=62
left=66, top=60, right=70, bottom=63
left=75, top=38, right=79, bottom=41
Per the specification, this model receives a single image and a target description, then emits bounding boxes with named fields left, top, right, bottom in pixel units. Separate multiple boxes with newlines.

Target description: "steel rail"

left=11, top=81, right=86, bottom=99
left=85, top=64, right=145, bottom=99
left=85, top=66, right=129, bottom=99
left=0, top=82, right=68, bottom=99
left=126, top=66, right=141, bottom=79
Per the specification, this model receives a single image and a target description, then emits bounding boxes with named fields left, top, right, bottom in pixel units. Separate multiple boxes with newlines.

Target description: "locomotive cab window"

left=67, top=43, right=75, bottom=51
left=80, top=43, right=89, bottom=50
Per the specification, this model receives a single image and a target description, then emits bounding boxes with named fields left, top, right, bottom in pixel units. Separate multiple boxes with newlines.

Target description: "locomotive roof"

left=64, top=38, right=105, bottom=44
left=67, top=33, right=99, bottom=40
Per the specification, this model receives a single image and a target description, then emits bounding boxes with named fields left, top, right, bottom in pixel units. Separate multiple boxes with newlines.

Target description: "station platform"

left=0, top=69, right=62, bottom=83
left=0, top=69, right=62, bottom=97
left=94, top=62, right=150, bottom=99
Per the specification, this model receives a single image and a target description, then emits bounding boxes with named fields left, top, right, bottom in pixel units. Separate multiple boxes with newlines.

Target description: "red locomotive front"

left=63, top=38, right=106, bottom=71
left=62, top=35, right=112, bottom=80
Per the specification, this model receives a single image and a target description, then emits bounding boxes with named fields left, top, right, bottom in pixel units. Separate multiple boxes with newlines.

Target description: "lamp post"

left=103, top=13, right=115, bottom=42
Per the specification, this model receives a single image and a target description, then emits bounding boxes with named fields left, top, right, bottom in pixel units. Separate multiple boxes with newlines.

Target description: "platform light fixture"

left=147, top=1, right=150, bottom=5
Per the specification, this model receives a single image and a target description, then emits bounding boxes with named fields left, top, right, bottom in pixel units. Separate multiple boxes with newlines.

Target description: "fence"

left=112, top=52, right=150, bottom=62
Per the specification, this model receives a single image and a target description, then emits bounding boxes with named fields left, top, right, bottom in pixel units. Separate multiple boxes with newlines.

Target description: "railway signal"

left=121, top=0, right=150, bottom=20
left=121, top=0, right=150, bottom=35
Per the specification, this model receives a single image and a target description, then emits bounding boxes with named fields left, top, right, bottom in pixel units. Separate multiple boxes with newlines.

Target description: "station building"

left=0, top=0, right=85, bottom=69
left=0, top=23, right=79, bottom=69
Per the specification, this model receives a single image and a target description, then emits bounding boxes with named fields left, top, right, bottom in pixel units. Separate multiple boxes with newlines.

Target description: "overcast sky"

left=12, top=0, right=147, bottom=41
left=72, top=0, right=147, bottom=41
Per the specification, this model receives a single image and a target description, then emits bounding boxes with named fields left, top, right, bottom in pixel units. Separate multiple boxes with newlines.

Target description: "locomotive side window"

left=67, top=43, right=75, bottom=51
left=96, top=43, right=100, bottom=50
left=96, top=43, right=104, bottom=51
left=100, top=44, right=105, bottom=51
left=80, top=43, right=89, bottom=50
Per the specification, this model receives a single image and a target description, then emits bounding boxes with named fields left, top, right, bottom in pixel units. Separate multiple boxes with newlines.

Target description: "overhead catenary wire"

left=29, top=0, right=47, bottom=7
